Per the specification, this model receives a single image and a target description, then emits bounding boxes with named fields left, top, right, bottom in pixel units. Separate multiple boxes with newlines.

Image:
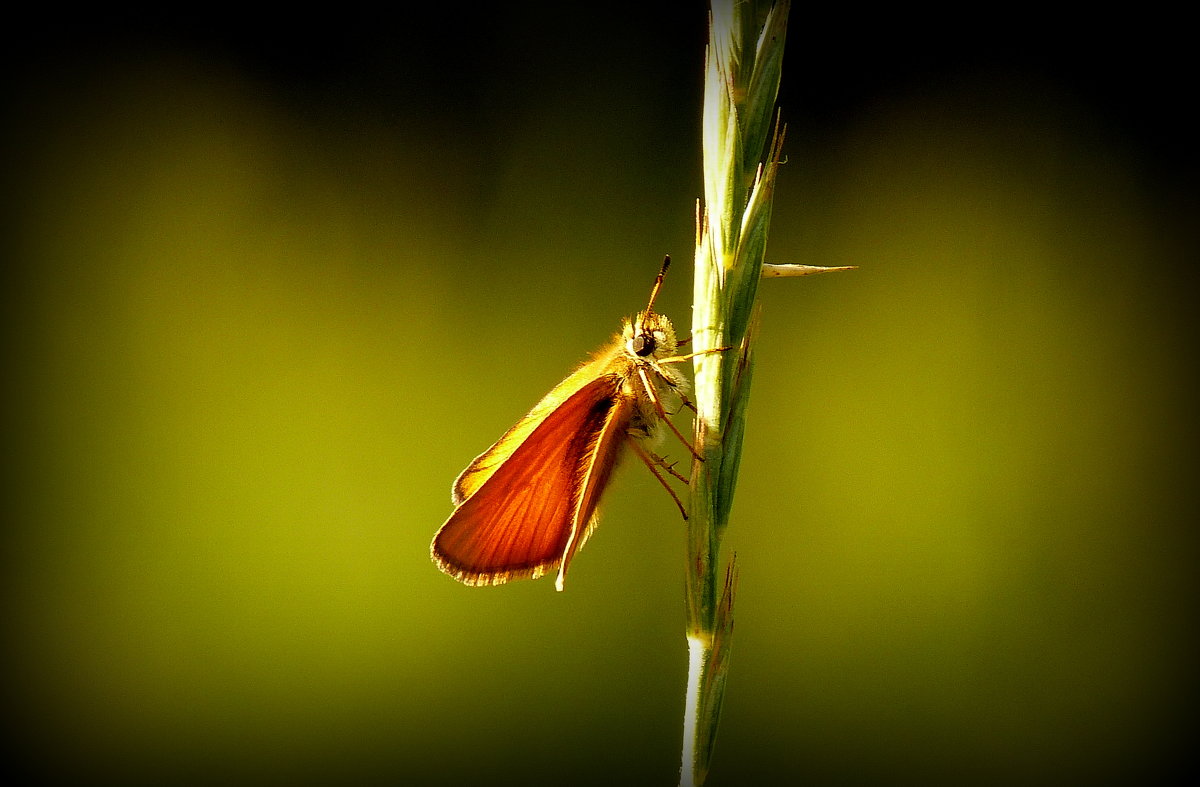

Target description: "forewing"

left=555, top=382, right=634, bottom=589
left=452, top=353, right=616, bottom=505
left=432, top=374, right=625, bottom=586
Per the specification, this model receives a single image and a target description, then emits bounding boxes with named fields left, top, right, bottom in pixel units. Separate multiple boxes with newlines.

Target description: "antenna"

left=644, top=255, right=671, bottom=315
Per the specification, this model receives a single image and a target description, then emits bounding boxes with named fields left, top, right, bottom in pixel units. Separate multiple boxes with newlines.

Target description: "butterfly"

left=430, top=257, right=721, bottom=590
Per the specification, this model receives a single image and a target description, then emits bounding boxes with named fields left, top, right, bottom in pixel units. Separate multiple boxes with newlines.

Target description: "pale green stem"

left=680, top=1, right=790, bottom=785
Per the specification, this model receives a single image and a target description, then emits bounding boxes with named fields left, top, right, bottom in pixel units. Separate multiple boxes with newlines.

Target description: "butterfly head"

left=626, top=310, right=677, bottom=361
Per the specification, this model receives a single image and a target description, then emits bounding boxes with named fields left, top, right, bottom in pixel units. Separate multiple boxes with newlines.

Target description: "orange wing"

left=451, top=346, right=622, bottom=506
left=431, top=373, right=632, bottom=589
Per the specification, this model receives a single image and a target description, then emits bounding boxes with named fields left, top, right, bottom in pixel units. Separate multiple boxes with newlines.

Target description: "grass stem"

left=680, top=3, right=791, bottom=783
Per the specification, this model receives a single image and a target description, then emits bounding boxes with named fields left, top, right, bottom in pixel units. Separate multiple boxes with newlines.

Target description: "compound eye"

left=632, top=334, right=656, bottom=357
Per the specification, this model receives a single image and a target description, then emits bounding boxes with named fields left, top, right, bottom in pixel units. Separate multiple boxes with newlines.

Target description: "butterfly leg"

left=637, top=366, right=703, bottom=460
left=657, top=346, right=731, bottom=415
left=646, top=448, right=688, bottom=484
left=658, top=345, right=731, bottom=365
left=628, top=437, right=688, bottom=520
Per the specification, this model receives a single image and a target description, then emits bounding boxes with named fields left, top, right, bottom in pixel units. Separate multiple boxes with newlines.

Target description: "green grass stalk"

left=680, top=1, right=790, bottom=785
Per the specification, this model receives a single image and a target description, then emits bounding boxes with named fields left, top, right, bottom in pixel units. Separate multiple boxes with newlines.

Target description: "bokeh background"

left=4, top=6, right=1195, bottom=785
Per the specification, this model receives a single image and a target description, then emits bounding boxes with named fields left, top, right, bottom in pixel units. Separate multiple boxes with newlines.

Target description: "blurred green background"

left=4, top=7, right=1195, bottom=786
